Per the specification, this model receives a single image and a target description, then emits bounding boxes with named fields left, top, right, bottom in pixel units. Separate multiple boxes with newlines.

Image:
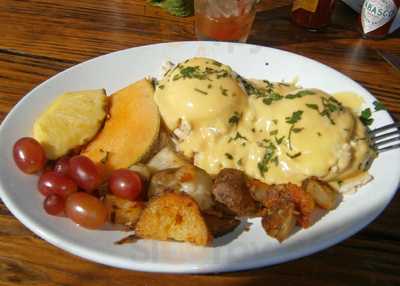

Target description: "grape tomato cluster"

left=12, top=137, right=143, bottom=230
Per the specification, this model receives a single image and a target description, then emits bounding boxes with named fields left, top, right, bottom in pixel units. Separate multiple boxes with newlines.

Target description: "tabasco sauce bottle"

left=361, top=0, right=400, bottom=39
left=292, top=0, right=336, bottom=30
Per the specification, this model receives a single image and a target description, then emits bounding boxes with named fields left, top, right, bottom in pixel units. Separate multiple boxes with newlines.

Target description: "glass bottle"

left=360, top=0, right=400, bottom=39
left=291, top=0, right=336, bottom=30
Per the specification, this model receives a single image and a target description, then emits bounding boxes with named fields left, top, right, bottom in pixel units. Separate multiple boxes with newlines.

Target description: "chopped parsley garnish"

left=285, top=90, right=315, bottom=99
left=239, top=77, right=258, bottom=95
left=286, top=152, right=302, bottom=159
left=229, top=132, right=248, bottom=142
left=263, top=92, right=283, bottom=105
left=151, top=78, right=159, bottom=89
left=306, top=103, right=319, bottom=110
left=373, top=100, right=386, bottom=111
left=359, top=108, right=373, bottom=126
left=286, top=110, right=303, bottom=150
left=272, top=119, right=278, bottom=125
left=306, top=97, right=343, bottom=125
left=211, top=60, right=222, bottom=67
left=240, top=79, right=314, bottom=106
left=263, top=80, right=274, bottom=89
left=251, top=128, right=256, bottom=133
left=228, top=111, right=241, bottom=125
left=220, top=86, right=229, bottom=96
left=172, top=65, right=230, bottom=81
left=320, top=97, right=343, bottom=124
left=215, top=69, right=230, bottom=79
left=359, top=101, right=386, bottom=127
left=317, top=132, right=322, bottom=137
left=194, top=88, right=208, bottom=95
left=225, top=153, right=234, bottom=160
left=173, top=66, right=208, bottom=81
left=286, top=110, right=303, bottom=124
left=258, top=141, right=278, bottom=177
left=269, top=130, right=278, bottom=136
left=237, top=158, right=243, bottom=166
left=292, top=127, right=304, bottom=133
left=207, top=84, right=212, bottom=89
left=275, top=135, right=285, bottom=145
left=158, top=84, right=165, bottom=90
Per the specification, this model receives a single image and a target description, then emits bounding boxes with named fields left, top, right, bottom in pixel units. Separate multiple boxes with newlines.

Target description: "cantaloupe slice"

left=33, top=89, right=108, bottom=160
left=82, top=79, right=160, bottom=176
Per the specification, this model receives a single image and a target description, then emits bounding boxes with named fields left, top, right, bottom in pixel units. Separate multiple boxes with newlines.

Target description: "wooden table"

left=0, top=0, right=399, bottom=285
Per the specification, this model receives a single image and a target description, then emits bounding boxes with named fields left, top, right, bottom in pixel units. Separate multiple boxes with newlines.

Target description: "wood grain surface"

left=0, top=0, right=399, bottom=285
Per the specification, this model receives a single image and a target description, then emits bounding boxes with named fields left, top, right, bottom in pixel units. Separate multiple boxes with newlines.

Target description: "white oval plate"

left=0, top=42, right=399, bottom=273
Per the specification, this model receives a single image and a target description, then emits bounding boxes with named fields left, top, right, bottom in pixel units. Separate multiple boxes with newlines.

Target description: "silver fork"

left=369, top=122, right=400, bottom=152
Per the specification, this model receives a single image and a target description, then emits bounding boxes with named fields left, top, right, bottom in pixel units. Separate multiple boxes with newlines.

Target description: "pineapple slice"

left=33, top=89, right=108, bottom=159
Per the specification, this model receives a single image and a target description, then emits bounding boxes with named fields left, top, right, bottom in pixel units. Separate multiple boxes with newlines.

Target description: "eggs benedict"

left=154, top=57, right=375, bottom=190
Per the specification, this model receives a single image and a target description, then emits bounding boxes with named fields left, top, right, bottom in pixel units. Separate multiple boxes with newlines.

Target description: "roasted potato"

left=261, top=202, right=296, bottom=242
left=285, top=183, right=315, bottom=228
left=135, top=192, right=212, bottom=246
left=303, top=178, right=339, bottom=210
left=248, top=179, right=315, bottom=228
left=148, top=165, right=215, bottom=211
left=104, top=194, right=145, bottom=228
left=146, top=146, right=188, bottom=173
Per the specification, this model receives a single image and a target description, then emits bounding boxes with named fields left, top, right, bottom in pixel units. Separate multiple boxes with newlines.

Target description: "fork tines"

left=369, top=122, right=400, bottom=153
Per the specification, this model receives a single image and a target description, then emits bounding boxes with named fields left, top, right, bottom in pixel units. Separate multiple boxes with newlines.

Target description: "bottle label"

left=292, top=0, right=319, bottom=13
left=361, top=0, right=397, bottom=33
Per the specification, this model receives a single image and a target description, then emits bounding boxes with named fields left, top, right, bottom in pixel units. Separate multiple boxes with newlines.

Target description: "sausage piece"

left=212, top=168, right=259, bottom=217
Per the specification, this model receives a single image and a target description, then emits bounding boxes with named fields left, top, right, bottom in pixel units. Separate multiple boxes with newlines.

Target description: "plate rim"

left=0, top=41, right=399, bottom=273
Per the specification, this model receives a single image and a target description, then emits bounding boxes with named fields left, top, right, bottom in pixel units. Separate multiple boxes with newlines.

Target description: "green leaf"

left=149, top=0, right=194, bottom=17
left=359, top=108, right=374, bottom=126
left=286, top=152, right=302, bottom=159
left=225, top=153, right=234, bottom=160
left=220, top=86, right=229, bottom=96
left=257, top=142, right=277, bottom=177
left=285, top=110, right=303, bottom=124
left=275, top=136, right=285, bottom=145
left=231, top=132, right=248, bottom=141
left=292, top=127, right=304, bottom=133
left=285, top=90, right=315, bottom=99
left=228, top=111, right=241, bottom=125
left=306, top=103, right=319, bottom=110
left=269, top=130, right=278, bottom=136
left=373, top=101, right=386, bottom=111
left=194, top=88, right=208, bottom=95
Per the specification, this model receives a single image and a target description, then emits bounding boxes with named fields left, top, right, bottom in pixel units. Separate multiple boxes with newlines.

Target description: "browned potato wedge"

left=135, top=192, right=212, bottom=246
left=202, top=214, right=240, bottom=238
left=303, top=178, right=339, bottom=210
left=261, top=202, right=296, bottom=242
left=104, top=195, right=145, bottom=228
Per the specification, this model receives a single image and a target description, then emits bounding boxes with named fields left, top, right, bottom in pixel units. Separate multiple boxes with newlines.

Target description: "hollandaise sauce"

left=154, top=57, right=375, bottom=188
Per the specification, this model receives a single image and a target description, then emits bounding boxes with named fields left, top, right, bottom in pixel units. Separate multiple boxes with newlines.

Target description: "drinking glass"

left=194, top=0, right=258, bottom=42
